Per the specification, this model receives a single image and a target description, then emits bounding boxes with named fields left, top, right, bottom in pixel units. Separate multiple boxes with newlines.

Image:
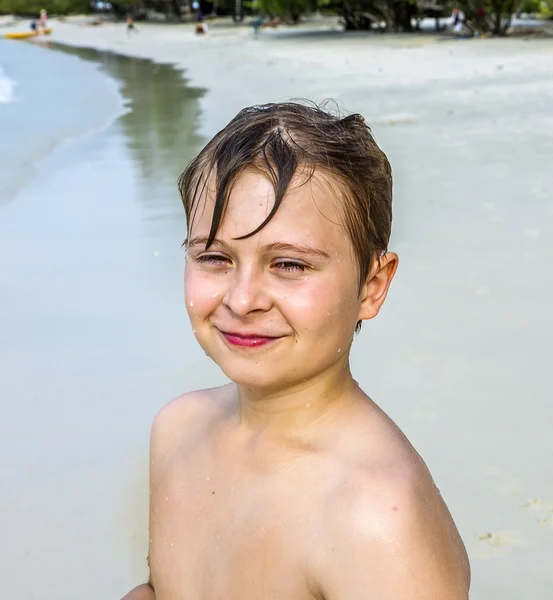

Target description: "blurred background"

left=0, top=1, right=552, bottom=598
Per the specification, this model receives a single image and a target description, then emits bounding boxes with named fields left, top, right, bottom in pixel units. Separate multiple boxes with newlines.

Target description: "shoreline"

left=0, top=38, right=128, bottom=202
left=43, top=19, right=553, bottom=139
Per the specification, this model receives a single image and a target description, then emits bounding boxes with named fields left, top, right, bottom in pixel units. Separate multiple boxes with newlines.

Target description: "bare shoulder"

left=150, top=383, right=235, bottom=462
left=315, top=400, right=470, bottom=599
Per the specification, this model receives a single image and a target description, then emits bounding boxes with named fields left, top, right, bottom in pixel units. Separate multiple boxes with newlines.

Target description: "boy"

left=126, top=15, right=138, bottom=36
left=123, top=102, right=470, bottom=600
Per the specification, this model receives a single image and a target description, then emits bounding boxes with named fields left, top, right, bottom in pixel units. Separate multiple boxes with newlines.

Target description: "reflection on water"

left=55, top=44, right=205, bottom=221
left=0, top=44, right=211, bottom=600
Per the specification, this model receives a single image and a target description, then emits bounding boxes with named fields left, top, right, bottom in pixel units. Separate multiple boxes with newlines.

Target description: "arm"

left=121, top=583, right=155, bottom=600
left=317, top=472, right=470, bottom=599
left=121, top=397, right=188, bottom=600
left=120, top=408, right=162, bottom=600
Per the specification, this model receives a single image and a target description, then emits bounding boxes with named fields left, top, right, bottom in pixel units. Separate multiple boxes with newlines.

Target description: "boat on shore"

left=4, top=28, right=52, bottom=40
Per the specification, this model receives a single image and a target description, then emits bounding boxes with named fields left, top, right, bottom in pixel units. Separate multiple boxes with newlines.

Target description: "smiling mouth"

left=218, top=330, right=283, bottom=348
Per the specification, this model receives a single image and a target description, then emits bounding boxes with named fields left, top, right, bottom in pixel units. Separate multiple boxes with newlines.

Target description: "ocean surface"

left=0, top=39, right=126, bottom=201
left=0, top=40, right=213, bottom=599
left=0, top=60, right=15, bottom=103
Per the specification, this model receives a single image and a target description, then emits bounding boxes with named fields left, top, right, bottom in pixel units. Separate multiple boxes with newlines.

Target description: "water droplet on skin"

left=210, top=292, right=217, bottom=298
left=192, top=329, right=196, bottom=333
left=337, top=348, right=341, bottom=353
left=189, top=300, right=194, bottom=307
left=306, top=403, right=311, bottom=408
left=165, top=496, right=168, bottom=501
left=171, top=542, right=175, bottom=547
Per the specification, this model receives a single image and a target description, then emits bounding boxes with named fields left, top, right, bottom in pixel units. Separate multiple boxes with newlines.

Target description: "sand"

left=9, top=17, right=553, bottom=599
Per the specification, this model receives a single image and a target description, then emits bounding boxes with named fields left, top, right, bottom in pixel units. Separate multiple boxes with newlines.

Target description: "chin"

left=195, top=331, right=288, bottom=388
left=217, top=359, right=281, bottom=389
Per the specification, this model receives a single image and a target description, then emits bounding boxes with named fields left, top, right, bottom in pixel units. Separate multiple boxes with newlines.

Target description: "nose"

left=223, top=265, right=272, bottom=316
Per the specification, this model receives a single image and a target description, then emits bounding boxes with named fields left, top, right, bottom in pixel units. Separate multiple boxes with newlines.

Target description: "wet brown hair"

left=178, top=101, right=393, bottom=292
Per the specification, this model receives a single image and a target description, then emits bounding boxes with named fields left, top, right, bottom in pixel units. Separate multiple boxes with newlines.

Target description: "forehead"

left=189, top=170, right=350, bottom=250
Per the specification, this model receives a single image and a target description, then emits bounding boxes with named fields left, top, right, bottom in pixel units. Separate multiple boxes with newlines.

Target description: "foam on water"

left=0, top=65, right=15, bottom=104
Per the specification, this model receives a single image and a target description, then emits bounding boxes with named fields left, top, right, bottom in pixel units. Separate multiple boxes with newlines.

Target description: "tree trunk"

left=392, top=1, right=415, bottom=32
left=489, top=0, right=515, bottom=35
left=171, top=0, right=182, bottom=19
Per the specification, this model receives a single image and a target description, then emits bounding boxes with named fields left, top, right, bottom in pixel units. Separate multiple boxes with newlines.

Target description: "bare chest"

left=149, top=454, right=321, bottom=600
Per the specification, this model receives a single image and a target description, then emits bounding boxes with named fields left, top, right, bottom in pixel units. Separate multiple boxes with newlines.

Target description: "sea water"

left=0, top=41, right=211, bottom=600
left=0, top=39, right=124, bottom=201
left=0, top=60, right=15, bottom=104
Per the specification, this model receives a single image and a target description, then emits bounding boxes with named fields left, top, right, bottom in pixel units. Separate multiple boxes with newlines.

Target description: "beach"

left=1, top=17, right=553, bottom=599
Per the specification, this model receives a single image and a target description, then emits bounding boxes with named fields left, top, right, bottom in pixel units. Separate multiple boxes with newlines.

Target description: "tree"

left=544, top=0, right=553, bottom=16
left=330, top=0, right=390, bottom=30
left=487, top=0, right=516, bottom=33
left=461, top=0, right=516, bottom=35
left=0, top=0, right=88, bottom=15
left=257, top=0, right=318, bottom=22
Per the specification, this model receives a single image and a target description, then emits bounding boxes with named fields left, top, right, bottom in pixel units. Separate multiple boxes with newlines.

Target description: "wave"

left=0, top=66, right=15, bottom=104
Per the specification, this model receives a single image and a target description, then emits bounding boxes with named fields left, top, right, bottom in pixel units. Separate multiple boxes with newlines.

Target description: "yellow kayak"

left=4, top=28, right=52, bottom=40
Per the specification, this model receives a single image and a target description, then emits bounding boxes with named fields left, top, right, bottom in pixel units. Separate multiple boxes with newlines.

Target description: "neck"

left=235, top=357, right=357, bottom=436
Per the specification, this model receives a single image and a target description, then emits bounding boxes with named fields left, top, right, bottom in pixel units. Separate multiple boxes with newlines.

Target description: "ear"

left=358, top=252, right=398, bottom=322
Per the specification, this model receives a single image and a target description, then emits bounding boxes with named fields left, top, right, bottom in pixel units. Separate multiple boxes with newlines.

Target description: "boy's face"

left=185, top=170, right=395, bottom=390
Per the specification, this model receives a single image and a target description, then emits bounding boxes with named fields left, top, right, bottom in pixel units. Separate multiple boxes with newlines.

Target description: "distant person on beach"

left=451, top=6, right=465, bottom=32
left=30, top=20, right=38, bottom=34
left=251, top=15, right=263, bottom=35
left=39, top=8, right=47, bottom=30
left=126, top=15, right=138, bottom=36
left=193, top=1, right=207, bottom=34
left=474, top=7, right=487, bottom=34
left=251, top=15, right=281, bottom=34
left=121, top=102, right=471, bottom=600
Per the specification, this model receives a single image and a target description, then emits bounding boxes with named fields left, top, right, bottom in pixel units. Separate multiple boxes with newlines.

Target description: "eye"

left=195, top=253, right=231, bottom=266
left=273, top=260, right=307, bottom=273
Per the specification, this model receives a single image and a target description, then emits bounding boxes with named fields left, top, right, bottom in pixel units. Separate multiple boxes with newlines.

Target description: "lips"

left=219, top=330, right=282, bottom=348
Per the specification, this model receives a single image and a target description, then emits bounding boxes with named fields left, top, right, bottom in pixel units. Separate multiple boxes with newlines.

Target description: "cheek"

left=184, top=266, right=225, bottom=317
left=282, top=275, right=359, bottom=333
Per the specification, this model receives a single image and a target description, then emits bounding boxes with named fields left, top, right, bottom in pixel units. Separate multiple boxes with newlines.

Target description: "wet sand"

left=2, top=19, right=553, bottom=599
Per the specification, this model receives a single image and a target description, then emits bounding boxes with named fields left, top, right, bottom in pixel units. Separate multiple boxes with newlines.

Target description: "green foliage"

left=516, top=0, right=552, bottom=14
left=0, top=0, right=88, bottom=15
left=256, top=0, right=318, bottom=21
left=460, top=0, right=516, bottom=34
left=538, top=0, right=553, bottom=16
left=517, top=0, right=540, bottom=12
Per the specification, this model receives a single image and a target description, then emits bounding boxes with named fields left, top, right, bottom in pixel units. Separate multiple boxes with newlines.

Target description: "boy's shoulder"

left=150, top=384, right=235, bottom=454
left=315, top=400, right=470, bottom=597
left=327, top=404, right=440, bottom=532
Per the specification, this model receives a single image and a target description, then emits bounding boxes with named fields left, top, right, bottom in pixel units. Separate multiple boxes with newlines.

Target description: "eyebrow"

left=186, top=236, right=331, bottom=259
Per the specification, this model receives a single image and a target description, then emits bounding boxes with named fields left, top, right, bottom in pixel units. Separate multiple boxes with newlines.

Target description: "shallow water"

left=0, top=44, right=218, bottom=599
left=0, top=39, right=125, bottom=202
